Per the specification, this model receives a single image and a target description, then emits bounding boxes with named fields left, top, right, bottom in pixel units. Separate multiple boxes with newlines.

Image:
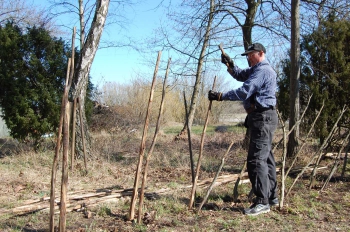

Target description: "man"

left=208, top=43, right=278, bottom=216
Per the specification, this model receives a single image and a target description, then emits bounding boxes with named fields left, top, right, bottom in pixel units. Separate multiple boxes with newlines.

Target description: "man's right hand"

left=208, top=90, right=223, bottom=101
left=221, top=53, right=234, bottom=68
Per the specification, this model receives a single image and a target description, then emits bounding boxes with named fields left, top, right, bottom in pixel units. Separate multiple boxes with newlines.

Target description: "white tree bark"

left=73, top=0, right=110, bottom=155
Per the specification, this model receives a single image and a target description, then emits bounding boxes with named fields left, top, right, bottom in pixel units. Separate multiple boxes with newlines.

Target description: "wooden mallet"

left=218, top=42, right=233, bottom=71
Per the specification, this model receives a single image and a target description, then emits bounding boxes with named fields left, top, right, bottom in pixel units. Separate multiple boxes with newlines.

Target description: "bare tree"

left=181, top=0, right=216, bottom=136
left=0, top=0, right=57, bottom=32
left=45, top=0, right=137, bottom=156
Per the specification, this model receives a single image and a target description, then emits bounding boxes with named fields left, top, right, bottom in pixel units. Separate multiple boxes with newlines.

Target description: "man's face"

left=246, top=51, right=262, bottom=67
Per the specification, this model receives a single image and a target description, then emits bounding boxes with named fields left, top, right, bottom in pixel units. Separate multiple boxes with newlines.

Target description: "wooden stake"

left=59, top=98, right=71, bottom=231
left=189, top=76, right=217, bottom=209
left=68, top=27, right=76, bottom=173
left=49, top=59, right=71, bottom=232
left=197, top=140, right=234, bottom=212
left=50, top=27, right=75, bottom=232
left=137, top=57, right=171, bottom=223
left=129, top=51, right=162, bottom=221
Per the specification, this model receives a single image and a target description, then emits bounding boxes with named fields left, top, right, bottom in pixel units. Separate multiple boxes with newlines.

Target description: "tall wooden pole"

left=128, top=51, right=162, bottom=220
left=59, top=101, right=71, bottom=231
left=49, top=27, right=75, bottom=232
left=137, top=57, right=171, bottom=223
left=189, top=76, right=217, bottom=209
left=49, top=59, right=71, bottom=232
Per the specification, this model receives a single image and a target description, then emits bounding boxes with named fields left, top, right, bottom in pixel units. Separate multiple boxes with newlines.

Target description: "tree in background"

left=301, top=14, right=350, bottom=143
left=277, top=13, right=350, bottom=143
left=0, top=21, right=96, bottom=143
left=288, top=0, right=301, bottom=157
left=0, top=22, right=68, bottom=142
left=0, top=0, right=58, bottom=33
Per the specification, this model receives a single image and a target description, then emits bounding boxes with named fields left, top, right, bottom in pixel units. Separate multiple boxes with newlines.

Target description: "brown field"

left=0, top=122, right=349, bottom=232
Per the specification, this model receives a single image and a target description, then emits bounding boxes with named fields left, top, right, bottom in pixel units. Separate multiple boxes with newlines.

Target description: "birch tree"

left=46, top=0, right=136, bottom=156
left=73, top=0, right=110, bottom=156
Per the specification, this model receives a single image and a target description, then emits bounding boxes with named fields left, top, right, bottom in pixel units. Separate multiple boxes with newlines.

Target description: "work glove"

left=221, top=53, right=234, bottom=68
left=208, top=90, right=222, bottom=101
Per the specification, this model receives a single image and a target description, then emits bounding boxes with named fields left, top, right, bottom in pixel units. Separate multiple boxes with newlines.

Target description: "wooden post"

left=189, top=76, right=217, bottom=209
left=49, top=59, right=71, bottom=232
left=59, top=99, right=71, bottom=231
left=128, top=51, right=162, bottom=221
left=137, top=57, right=170, bottom=223
left=49, top=27, right=75, bottom=232
left=198, top=140, right=234, bottom=212
left=71, top=98, right=77, bottom=171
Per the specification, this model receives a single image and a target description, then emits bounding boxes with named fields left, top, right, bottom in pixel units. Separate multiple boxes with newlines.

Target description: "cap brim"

left=241, top=50, right=255, bottom=56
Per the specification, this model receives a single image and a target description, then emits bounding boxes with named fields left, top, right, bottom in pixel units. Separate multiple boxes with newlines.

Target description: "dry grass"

left=0, top=124, right=350, bottom=231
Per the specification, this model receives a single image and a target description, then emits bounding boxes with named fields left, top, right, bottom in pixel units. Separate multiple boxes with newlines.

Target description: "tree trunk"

left=73, top=0, right=110, bottom=157
left=242, top=0, right=260, bottom=48
left=288, top=0, right=301, bottom=158
left=177, top=0, right=215, bottom=138
left=241, top=0, right=260, bottom=149
left=78, top=0, right=85, bottom=49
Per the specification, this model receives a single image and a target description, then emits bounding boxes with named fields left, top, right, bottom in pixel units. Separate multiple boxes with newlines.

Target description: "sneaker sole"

left=245, top=208, right=270, bottom=216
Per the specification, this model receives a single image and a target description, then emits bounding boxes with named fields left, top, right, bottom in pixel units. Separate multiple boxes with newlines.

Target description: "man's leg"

left=267, top=110, right=278, bottom=203
left=247, top=135, right=270, bottom=204
left=245, top=110, right=277, bottom=215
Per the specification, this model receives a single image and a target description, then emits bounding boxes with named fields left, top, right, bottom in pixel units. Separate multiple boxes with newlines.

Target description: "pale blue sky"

left=89, top=1, right=168, bottom=86
left=34, top=0, right=169, bottom=86
left=33, top=0, right=247, bottom=90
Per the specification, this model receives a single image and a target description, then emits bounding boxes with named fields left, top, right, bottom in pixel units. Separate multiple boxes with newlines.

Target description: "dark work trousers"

left=247, top=108, right=278, bottom=205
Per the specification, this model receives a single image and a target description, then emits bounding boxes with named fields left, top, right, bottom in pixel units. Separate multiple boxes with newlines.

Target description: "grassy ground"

left=0, top=123, right=349, bottom=232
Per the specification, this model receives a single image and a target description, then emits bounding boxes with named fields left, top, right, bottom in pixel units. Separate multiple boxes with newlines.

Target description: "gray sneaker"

left=269, top=198, right=279, bottom=206
left=244, top=203, right=270, bottom=216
